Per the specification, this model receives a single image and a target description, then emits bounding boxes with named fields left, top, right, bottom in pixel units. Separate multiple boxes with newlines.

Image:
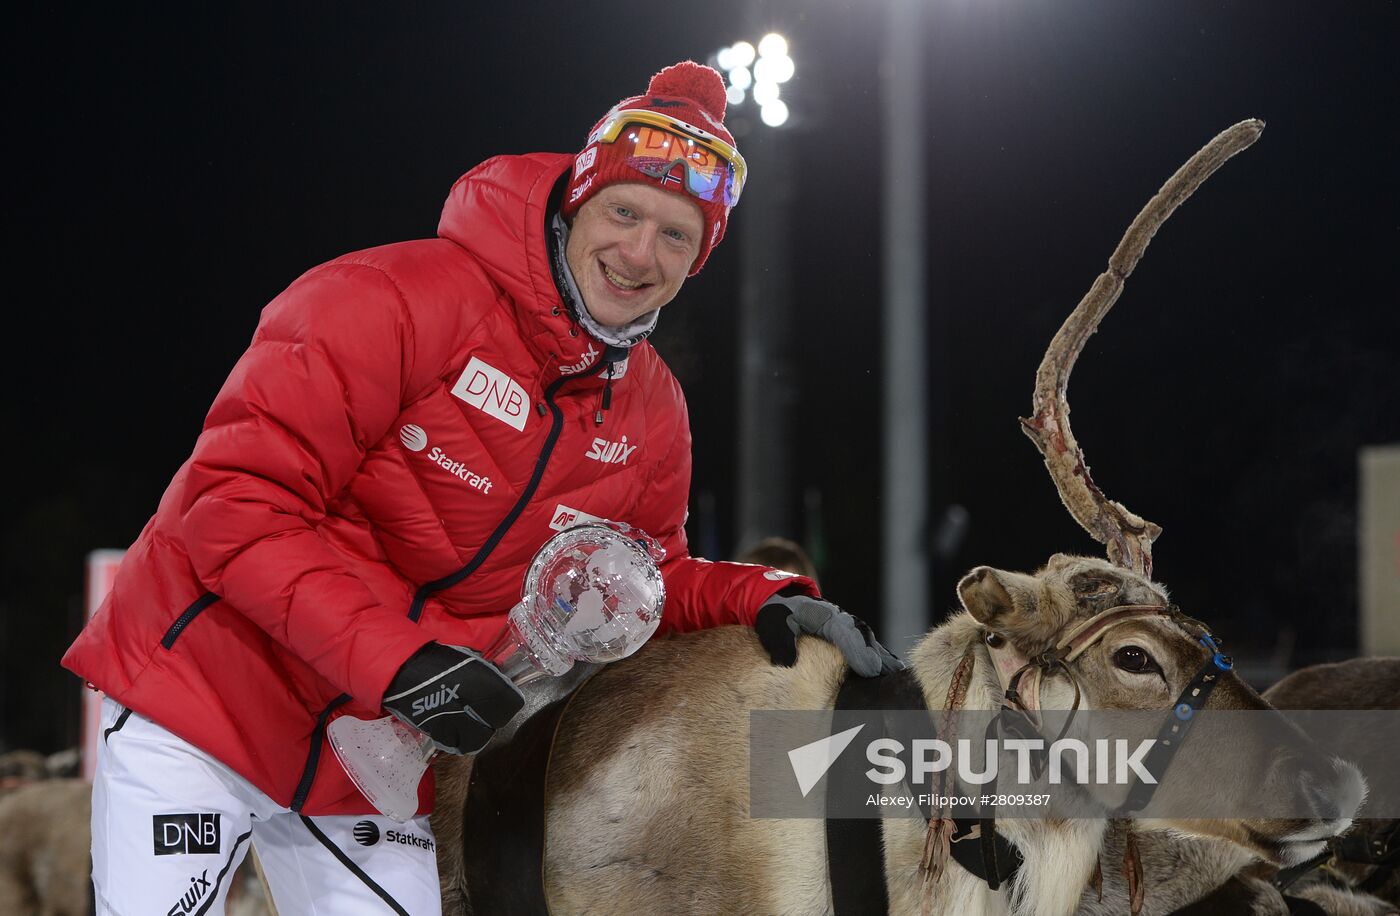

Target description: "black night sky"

left=4, top=2, right=1397, bottom=755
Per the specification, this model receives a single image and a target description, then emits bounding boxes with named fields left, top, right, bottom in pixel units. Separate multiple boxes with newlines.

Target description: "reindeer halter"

left=985, top=602, right=1234, bottom=814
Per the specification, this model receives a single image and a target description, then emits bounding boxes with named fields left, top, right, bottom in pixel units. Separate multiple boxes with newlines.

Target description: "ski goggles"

left=590, top=108, right=746, bottom=206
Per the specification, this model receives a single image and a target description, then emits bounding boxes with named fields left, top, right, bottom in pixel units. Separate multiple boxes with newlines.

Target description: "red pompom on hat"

left=563, top=61, right=740, bottom=276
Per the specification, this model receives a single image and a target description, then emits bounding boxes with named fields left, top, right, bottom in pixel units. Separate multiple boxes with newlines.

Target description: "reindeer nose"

left=1299, top=768, right=1340, bottom=820
left=1298, top=758, right=1366, bottom=823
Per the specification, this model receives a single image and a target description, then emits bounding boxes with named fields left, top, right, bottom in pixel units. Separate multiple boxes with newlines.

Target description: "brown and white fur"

left=434, top=555, right=1364, bottom=915
left=1076, top=658, right=1400, bottom=915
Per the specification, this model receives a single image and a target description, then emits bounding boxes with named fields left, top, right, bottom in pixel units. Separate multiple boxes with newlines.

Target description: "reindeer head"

left=951, top=555, right=1363, bottom=866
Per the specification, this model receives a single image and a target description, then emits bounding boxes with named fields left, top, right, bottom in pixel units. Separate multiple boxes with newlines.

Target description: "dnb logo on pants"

left=152, top=813, right=220, bottom=855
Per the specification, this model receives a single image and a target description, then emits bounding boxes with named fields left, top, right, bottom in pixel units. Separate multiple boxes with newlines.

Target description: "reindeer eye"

left=1074, top=577, right=1118, bottom=597
left=1113, top=646, right=1158, bottom=674
left=984, top=631, right=1006, bottom=649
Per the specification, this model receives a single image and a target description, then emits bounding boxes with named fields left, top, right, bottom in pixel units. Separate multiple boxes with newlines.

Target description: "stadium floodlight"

left=754, top=53, right=794, bottom=84
left=757, top=33, right=787, bottom=58
left=759, top=99, right=789, bottom=127
left=712, top=35, right=795, bottom=128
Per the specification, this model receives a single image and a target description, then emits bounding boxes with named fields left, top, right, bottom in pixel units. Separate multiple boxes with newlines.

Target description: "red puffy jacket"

left=63, top=153, right=814, bottom=815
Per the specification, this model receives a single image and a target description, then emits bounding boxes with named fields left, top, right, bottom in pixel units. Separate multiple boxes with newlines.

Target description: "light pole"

left=881, top=0, right=930, bottom=654
left=712, top=36, right=799, bottom=557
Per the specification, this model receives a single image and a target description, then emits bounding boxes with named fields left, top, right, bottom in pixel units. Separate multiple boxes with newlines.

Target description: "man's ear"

left=957, top=566, right=1039, bottom=627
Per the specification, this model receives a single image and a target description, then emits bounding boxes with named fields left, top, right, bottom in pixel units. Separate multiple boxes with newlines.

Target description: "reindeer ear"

left=958, top=567, right=1039, bottom=626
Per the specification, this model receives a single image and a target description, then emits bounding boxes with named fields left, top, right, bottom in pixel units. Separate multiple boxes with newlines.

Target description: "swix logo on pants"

left=452, top=357, right=528, bottom=431
left=167, top=870, right=211, bottom=915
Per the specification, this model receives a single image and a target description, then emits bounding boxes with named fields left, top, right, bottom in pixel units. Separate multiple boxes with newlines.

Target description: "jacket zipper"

left=160, top=592, right=222, bottom=649
left=290, top=374, right=576, bottom=812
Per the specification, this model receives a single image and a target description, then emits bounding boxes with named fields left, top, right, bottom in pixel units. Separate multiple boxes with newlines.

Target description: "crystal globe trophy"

left=328, top=521, right=666, bottom=821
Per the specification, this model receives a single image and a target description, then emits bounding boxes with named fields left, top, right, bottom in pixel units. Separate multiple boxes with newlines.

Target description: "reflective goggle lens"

left=614, top=123, right=739, bottom=206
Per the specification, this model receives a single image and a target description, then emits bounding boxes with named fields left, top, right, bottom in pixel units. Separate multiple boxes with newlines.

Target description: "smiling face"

left=564, top=182, right=704, bottom=330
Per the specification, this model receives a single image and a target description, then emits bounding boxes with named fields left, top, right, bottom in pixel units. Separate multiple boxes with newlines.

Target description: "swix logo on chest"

left=586, top=436, right=636, bottom=465
left=560, top=343, right=599, bottom=375
left=411, top=682, right=461, bottom=718
left=452, top=357, right=528, bottom=431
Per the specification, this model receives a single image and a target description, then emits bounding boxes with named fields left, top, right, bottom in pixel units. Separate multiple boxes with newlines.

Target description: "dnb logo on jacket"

left=399, top=425, right=492, bottom=494
left=451, top=357, right=528, bottom=431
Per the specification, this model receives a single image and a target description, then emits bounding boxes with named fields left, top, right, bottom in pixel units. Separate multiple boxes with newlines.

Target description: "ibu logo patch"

left=152, top=813, right=220, bottom=856
left=452, top=357, right=529, bottom=432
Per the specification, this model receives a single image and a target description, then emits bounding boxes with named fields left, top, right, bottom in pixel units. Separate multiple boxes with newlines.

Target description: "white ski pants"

left=91, top=697, right=442, bottom=915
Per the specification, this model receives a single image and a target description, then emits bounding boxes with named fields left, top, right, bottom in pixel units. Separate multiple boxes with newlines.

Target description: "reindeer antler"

left=1020, top=119, right=1265, bottom=577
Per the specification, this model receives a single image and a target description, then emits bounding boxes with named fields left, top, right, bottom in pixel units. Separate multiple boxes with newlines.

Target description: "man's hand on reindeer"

left=755, top=593, right=904, bottom=677
left=383, top=643, right=526, bottom=754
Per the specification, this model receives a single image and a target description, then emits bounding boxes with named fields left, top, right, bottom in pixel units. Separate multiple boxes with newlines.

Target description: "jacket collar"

left=436, top=153, right=611, bottom=381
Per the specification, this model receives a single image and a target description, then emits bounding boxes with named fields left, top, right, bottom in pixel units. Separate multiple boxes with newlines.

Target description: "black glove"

left=755, top=594, right=904, bottom=678
left=383, top=643, right=525, bottom=754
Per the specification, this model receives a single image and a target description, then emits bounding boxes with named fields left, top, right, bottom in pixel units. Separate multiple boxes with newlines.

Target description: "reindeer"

left=433, top=120, right=1366, bottom=915
left=1078, top=659, right=1400, bottom=914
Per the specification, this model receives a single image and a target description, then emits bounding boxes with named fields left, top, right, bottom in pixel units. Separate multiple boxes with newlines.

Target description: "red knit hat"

left=563, top=61, right=740, bottom=276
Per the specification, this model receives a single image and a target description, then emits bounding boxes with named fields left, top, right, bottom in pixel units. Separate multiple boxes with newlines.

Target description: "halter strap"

left=1058, top=604, right=1179, bottom=662
left=989, top=604, right=1175, bottom=737
left=985, top=602, right=1233, bottom=815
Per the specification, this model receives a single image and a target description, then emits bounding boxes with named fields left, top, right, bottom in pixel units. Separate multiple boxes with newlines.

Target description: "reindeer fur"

left=434, top=556, right=1361, bottom=916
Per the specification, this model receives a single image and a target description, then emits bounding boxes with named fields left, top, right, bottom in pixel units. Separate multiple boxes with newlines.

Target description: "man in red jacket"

left=65, top=61, right=898, bottom=914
